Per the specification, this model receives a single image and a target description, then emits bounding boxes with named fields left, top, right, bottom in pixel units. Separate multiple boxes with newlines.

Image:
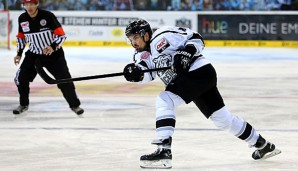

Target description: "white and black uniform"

left=136, top=26, right=259, bottom=147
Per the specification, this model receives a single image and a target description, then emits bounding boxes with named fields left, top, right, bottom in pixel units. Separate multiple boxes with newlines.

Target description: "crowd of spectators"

left=1, top=0, right=298, bottom=11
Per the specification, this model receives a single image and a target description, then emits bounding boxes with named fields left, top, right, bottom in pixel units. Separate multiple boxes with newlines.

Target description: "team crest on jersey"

left=40, top=19, right=47, bottom=26
left=140, top=51, right=150, bottom=60
left=21, top=21, right=30, bottom=32
left=155, top=38, right=170, bottom=53
left=153, top=54, right=176, bottom=85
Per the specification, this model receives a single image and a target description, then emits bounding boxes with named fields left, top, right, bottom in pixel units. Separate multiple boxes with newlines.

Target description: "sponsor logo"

left=140, top=51, right=150, bottom=60
left=176, top=18, right=192, bottom=29
left=111, top=28, right=124, bottom=37
left=153, top=54, right=176, bottom=85
left=155, top=38, right=170, bottom=53
left=66, top=29, right=80, bottom=36
left=40, top=19, right=47, bottom=26
left=21, top=21, right=29, bottom=27
left=175, top=51, right=191, bottom=57
left=89, top=30, right=103, bottom=36
left=40, top=28, right=49, bottom=31
left=57, top=16, right=138, bottom=26
left=146, top=19, right=165, bottom=25
left=21, top=21, right=30, bottom=32
left=202, top=17, right=228, bottom=34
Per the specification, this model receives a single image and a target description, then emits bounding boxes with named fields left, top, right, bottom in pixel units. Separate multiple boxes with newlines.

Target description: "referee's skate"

left=12, top=105, right=28, bottom=115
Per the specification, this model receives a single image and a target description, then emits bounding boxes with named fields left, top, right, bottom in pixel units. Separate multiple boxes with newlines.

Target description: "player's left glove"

left=173, top=45, right=196, bottom=74
left=123, top=63, right=144, bottom=82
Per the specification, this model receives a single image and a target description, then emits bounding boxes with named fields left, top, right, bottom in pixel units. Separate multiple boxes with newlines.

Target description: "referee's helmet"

left=22, top=0, right=39, bottom=4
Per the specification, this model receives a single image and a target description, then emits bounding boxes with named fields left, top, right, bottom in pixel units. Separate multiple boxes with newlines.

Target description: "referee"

left=13, top=0, right=84, bottom=116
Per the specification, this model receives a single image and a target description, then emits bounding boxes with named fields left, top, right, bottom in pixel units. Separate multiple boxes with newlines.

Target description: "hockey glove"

left=173, top=45, right=196, bottom=74
left=123, top=63, right=144, bottom=82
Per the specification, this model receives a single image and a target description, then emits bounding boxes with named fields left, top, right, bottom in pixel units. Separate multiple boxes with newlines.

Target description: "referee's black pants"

left=14, top=48, right=81, bottom=108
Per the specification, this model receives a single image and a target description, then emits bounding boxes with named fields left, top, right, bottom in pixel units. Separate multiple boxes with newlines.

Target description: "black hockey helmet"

left=125, top=19, right=152, bottom=39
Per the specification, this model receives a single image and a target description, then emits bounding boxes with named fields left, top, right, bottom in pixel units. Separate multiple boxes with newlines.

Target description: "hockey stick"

left=35, top=59, right=170, bottom=84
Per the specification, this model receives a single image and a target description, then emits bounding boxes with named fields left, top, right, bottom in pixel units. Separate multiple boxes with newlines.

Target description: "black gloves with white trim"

left=123, top=63, right=144, bottom=82
left=124, top=45, right=196, bottom=81
left=173, top=45, right=197, bottom=74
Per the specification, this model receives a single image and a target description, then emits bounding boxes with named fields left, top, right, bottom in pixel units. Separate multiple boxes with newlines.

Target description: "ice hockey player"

left=123, top=19, right=281, bottom=169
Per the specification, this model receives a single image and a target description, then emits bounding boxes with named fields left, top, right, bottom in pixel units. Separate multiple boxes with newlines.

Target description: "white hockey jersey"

left=137, top=26, right=210, bottom=86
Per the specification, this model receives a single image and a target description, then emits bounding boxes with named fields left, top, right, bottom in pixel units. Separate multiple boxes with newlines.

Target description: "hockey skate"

left=13, top=105, right=28, bottom=115
left=252, top=135, right=281, bottom=160
left=71, top=106, right=84, bottom=117
left=140, top=137, right=172, bottom=169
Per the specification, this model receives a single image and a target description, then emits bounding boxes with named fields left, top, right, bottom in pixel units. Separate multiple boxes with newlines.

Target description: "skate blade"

left=260, top=148, right=282, bottom=160
left=140, top=159, right=172, bottom=169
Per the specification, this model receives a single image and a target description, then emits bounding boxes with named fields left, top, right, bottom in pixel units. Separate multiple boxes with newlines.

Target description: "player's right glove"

left=173, top=45, right=196, bottom=74
left=123, top=63, right=144, bottom=82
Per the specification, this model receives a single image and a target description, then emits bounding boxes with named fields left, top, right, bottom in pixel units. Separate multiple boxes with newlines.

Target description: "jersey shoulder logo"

left=21, top=21, right=30, bottom=32
left=140, top=51, right=150, bottom=60
left=155, top=38, right=170, bottom=53
left=40, top=19, right=47, bottom=26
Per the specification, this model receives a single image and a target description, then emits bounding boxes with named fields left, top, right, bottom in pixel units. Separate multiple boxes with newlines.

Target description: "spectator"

left=65, top=0, right=75, bottom=10
left=7, top=0, right=298, bottom=10
left=292, top=0, right=298, bottom=10
left=180, top=0, right=192, bottom=10
left=88, top=0, right=101, bottom=10
left=55, top=0, right=68, bottom=10
left=113, top=0, right=134, bottom=10
left=72, top=0, right=87, bottom=10
left=42, top=0, right=56, bottom=10
left=222, top=0, right=232, bottom=10
left=149, top=0, right=171, bottom=10
left=265, top=0, right=281, bottom=10
left=80, top=0, right=88, bottom=8
left=191, top=0, right=204, bottom=10
left=203, top=0, right=213, bottom=10
left=171, top=0, right=181, bottom=10
left=149, top=0, right=158, bottom=9
left=230, top=0, right=241, bottom=10
left=105, top=0, right=114, bottom=10
left=91, top=0, right=114, bottom=10
left=133, top=0, right=147, bottom=10
left=278, top=0, right=291, bottom=10
left=213, top=0, right=226, bottom=10
left=240, top=0, right=254, bottom=10
left=8, top=0, right=21, bottom=10
left=160, top=0, right=172, bottom=10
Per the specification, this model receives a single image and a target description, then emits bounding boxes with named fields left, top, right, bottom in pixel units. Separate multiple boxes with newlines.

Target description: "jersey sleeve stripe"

left=53, top=27, right=65, bottom=36
left=16, top=32, right=25, bottom=39
left=53, top=35, right=66, bottom=47
left=16, top=37, right=26, bottom=50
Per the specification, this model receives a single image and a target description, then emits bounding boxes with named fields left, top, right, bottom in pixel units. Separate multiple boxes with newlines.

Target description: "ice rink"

left=1, top=46, right=298, bottom=171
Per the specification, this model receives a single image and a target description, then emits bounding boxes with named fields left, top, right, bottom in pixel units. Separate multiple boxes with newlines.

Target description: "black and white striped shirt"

left=17, top=9, right=66, bottom=56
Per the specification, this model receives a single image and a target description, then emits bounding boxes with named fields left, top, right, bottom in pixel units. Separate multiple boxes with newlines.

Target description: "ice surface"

left=1, top=47, right=298, bottom=171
